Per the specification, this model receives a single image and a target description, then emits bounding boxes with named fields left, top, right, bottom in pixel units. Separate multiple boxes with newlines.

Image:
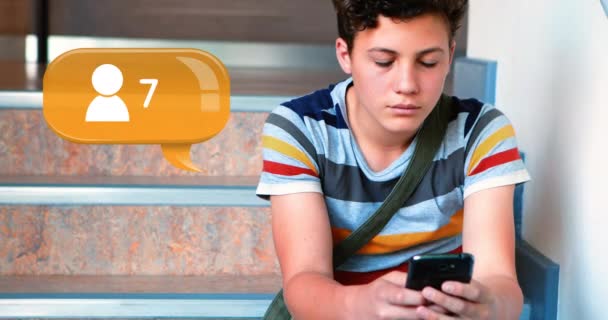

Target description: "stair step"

left=0, top=61, right=347, bottom=177
left=0, top=91, right=292, bottom=112
left=0, top=61, right=345, bottom=95
left=0, top=176, right=276, bottom=276
left=0, top=275, right=280, bottom=318
left=0, top=108, right=268, bottom=176
left=0, top=175, right=266, bottom=206
left=0, top=276, right=533, bottom=319
left=0, top=175, right=537, bottom=318
left=0, top=205, right=277, bottom=275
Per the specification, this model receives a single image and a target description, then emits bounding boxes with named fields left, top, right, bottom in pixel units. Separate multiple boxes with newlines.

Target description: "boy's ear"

left=448, top=40, right=456, bottom=66
left=335, top=38, right=352, bottom=74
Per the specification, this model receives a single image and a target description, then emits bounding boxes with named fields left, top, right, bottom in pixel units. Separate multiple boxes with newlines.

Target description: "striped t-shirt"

left=256, top=78, right=530, bottom=272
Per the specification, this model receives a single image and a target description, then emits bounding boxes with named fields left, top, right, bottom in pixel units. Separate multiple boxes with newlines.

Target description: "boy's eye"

left=420, top=61, right=438, bottom=68
left=375, top=60, right=394, bottom=68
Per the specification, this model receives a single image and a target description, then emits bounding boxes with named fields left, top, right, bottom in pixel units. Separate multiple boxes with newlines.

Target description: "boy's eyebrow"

left=368, top=47, right=445, bottom=56
left=368, top=47, right=399, bottom=55
left=417, top=47, right=445, bottom=56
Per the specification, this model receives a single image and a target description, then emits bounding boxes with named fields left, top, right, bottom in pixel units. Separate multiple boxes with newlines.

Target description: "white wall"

left=467, top=1, right=608, bottom=318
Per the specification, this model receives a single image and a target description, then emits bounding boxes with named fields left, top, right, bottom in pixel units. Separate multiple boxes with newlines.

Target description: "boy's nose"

left=394, top=66, right=420, bottom=95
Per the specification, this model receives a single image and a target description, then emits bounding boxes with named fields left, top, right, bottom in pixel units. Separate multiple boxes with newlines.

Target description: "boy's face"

left=337, top=13, right=454, bottom=136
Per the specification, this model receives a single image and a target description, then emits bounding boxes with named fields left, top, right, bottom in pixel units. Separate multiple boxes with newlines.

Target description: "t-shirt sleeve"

left=256, top=105, right=323, bottom=200
left=463, top=105, right=531, bottom=198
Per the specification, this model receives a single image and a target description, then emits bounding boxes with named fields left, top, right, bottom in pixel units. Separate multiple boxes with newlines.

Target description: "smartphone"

left=405, top=253, right=474, bottom=291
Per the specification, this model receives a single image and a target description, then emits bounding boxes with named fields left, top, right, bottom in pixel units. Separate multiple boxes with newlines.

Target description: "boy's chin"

left=383, top=123, right=422, bottom=137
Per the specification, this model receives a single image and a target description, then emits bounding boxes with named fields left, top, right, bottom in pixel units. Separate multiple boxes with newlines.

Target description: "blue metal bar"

left=516, top=239, right=560, bottom=320
left=453, top=57, right=497, bottom=105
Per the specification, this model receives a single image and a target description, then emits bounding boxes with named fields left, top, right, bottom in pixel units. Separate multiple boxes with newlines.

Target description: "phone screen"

left=405, top=253, right=474, bottom=291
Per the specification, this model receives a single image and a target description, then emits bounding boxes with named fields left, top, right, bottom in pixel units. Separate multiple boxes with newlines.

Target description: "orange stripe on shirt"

left=467, top=125, right=515, bottom=174
left=262, top=135, right=318, bottom=175
left=332, top=210, right=464, bottom=255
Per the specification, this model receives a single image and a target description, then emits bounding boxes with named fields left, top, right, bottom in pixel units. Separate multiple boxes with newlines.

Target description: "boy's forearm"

left=284, top=271, right=357, bottom=320
left=480, top=274, right=524, bottom=320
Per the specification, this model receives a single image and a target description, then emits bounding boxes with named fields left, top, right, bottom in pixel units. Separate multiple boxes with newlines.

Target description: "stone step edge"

left=0, top=91, right=289, bottom=113
left=0, top=275, right=281, bottom=294
left=0, top=274, right=280, bottom=318
left=0, top=175, right=268, bottom=207
left=0, top=274, right=532, bottom=319
left=0, top=296, right=532, bottom=319
left=0, top=297, right=271, bottom=319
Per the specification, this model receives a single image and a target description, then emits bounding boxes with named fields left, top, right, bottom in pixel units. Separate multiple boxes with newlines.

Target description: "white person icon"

left=85, top=64, right=130, bottom=122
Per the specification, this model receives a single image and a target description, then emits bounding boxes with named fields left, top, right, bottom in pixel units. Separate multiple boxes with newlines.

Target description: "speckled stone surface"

left=0, top=206, right=278, bottom=276
left=0, top=110, right=268, bottom=176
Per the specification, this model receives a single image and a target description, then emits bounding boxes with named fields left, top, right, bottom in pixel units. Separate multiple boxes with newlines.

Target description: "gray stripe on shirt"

left=320, top=148, right=465, bottom=205
left=266, top=113, right=320, bottom=169
left=465, top=108, right=503, bottom=156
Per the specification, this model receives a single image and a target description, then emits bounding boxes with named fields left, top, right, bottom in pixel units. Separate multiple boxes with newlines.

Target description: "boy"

left=256, top=1, right=530, bottom=319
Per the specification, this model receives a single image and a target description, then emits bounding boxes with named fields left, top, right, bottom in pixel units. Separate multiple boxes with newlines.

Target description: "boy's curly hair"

left=331, top=0, right=468, bottom=51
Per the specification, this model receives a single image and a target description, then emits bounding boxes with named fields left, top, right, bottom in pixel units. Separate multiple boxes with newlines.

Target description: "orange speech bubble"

left=42, top=48, right=230, bottom=172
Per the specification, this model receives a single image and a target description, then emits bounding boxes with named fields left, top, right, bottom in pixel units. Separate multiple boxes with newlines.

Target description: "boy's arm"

left=416, top=184, right=523, bottom=320
left=415, top=106, right=527, bottom=319
left=271, top=192, right=344, bottom=319
left=271, top=192, right=426, bottom=320
left=462, top=184, right=523, bottom=319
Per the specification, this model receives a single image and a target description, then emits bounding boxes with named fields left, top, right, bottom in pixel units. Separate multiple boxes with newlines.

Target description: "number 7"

left=139, top=79, right=158, bottom=108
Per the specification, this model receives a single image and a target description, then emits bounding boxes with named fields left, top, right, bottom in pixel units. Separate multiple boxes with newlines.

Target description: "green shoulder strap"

left=263, top=95, right=454, bottom=320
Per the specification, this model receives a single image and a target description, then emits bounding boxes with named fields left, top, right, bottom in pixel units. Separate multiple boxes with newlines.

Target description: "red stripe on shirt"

left=334, top=246, right=463, bottom=286
left=263, top=160, right=318, bottom=177
left=469, top=148, right=521, bottom=176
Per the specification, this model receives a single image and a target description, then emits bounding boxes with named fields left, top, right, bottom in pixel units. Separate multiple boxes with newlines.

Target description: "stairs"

left=0, top=95, right=283, bottom=318
left=0, top=41, right=342, bottom=317
left=0, top=10, right=554, bottom=319
left=0, top=76, right=538, bottom=319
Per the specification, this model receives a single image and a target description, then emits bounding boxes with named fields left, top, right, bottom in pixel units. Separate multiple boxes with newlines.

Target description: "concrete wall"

left=467, top=1, right=608, bottom=318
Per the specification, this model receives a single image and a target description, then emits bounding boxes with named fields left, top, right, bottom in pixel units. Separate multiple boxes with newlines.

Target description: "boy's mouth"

left=389, top=104, right=422, bottom=115
left=391, top=103, right=421, bottom=110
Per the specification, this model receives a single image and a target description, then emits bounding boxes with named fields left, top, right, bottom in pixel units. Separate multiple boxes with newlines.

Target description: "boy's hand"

left=347, top=271, right=428, bottom=320
left=415, top=280, right=495, bottom=319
